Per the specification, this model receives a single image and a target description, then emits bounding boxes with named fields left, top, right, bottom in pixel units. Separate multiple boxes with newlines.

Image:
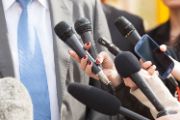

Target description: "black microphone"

left=68, top=83, right=150, bottom=120
left=75, top=18, right=97, bottom=58
left=114, top=16, right=141, bottom=46
left=114, top=51, right=169, bottom=117
left=98, top=37, right=121, bottom=56
left=115, top=16, right=178, bottom=89
left=54, top=21, right=111, bottom=85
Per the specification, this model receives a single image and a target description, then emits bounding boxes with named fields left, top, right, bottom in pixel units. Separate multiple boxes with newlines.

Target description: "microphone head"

left=75, top=18, right=92, bottom=34
left=114, top=16, right=135, bottom=37
left=68, top=83, right=121, bottom=115
left=54, top=21, right=74, bottom=41
left=114, top=51, right=141, bottom=77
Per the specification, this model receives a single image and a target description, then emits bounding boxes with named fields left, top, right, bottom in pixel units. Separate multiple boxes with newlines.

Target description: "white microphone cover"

left=0, top=77, right=33, bottom=120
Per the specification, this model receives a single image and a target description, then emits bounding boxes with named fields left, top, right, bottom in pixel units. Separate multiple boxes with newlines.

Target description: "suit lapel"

left=48, top=0, right=73, bottom=108
left=0, top=1, right=14, bottom=77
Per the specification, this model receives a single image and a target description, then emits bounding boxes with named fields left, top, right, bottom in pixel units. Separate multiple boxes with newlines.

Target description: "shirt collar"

left=3, top=0, right=15, bottom=11
left=3, top=0, right=48, bottom=11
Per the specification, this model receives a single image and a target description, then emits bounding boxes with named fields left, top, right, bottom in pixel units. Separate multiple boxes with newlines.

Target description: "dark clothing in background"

left=148, top=20, right=180, bottom=96
left=148, top=21, right=170, bottom=46
left=102, top=4, right=154, bottom=120
left=148, top=20, right=180, bottom=61
left=102, top=4, right=145, bottom=52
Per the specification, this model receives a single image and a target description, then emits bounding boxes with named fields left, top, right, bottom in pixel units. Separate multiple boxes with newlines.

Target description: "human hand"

left=123, top=60, right=157, bottom=90
left=68, top=43, right=121, bottom=87
left=159, top=44, right=180, bottom=81
left=140, top=59, right=157, bottom=75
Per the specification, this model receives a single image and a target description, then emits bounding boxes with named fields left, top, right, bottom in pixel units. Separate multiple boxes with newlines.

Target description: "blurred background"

left=104, top=0, right=169, bottom=30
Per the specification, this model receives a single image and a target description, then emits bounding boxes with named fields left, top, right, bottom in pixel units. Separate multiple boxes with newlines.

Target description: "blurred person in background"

left=0, top=0, right=114, bottom=120
left=101, top=0, right=145, bottom=52
left=148, top=0, right=180, bottom=60
left=148, top=0, right=180, bottom=96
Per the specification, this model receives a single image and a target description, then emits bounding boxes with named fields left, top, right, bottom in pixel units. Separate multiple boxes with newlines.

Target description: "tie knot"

left=17, top=0, right=30, bottom=8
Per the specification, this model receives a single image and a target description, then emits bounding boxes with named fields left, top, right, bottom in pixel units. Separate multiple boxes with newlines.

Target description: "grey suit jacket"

left=0, top=0, right=115, bottom=120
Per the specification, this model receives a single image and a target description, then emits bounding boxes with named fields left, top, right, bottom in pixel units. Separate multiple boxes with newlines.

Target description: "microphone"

left=54, top=21, right=111, bottom=85
left=68, top=83, right=150, bottom=120
left=74, top=18, right=97, bottom=58
left=98, top=37, right=121, bottom=56
left=115, top=16, right=178, bottom=89
left=114, top=16, right=141, bottom=46
left=0, top=77, right=33, bottom=120
left=114, top=51, right=169, bottom=117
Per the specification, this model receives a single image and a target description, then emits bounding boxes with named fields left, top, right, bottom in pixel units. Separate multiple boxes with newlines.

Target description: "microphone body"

left=114, top=16, right=141, bottom=46
left=0, top=77, right=33, bottom=120
left=75, top=18, right=97, bottom=58
left=130, top=73, right=167, bottom=114
left=54, top=21, right=111, bottom=85
left=67, top=34, right=109, bottom=83
left=77, top=29, right=98, bottom=58
left=98, top=37, right=121, bottom=56
left=114, top=51, right=169, bottom=117
left=125, top=30, right=141, bottom=46
left=68, top=83, right=150, bottom=120
left=81, top=31, right=93, bottom=43
left=115, top=16, right=178, bottom=90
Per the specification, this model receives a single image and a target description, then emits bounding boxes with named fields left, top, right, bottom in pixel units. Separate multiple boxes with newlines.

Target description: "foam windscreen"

left=68, top=83, right=120, bottom=115
left=114, top=51, right=140, bottom=77
left=54, top=21, right=74, bottom=41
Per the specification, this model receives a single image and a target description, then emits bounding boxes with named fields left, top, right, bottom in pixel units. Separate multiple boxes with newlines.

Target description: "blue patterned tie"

left=17, top=0, right=51, bottom=120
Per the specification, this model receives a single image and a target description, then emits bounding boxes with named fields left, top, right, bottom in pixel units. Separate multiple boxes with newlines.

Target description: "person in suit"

left=147, top=0, right=180, bottom=96
left=100, top=1, right=154, bottom=120
left=0, top=0, right=113, bottom=120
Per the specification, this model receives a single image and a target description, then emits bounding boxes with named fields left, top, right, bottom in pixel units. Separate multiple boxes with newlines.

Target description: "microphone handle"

left=81, top=32, right=98, bottom=58
left=131, top=73, right=168, bottom=116
left=98, top=37, right=121, bottom=56
left=66, top=35, right=111, bottom=85
left=119, top=107, right=150, bottom=120
left=107, top=44, right=121, bottom=56
left=125, top=30, right=141, bottom=47
left=66, top=35, right=100, bottom=73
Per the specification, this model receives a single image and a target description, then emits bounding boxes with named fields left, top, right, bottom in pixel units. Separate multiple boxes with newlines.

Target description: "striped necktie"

left=17, top=0, right=51, bottom=119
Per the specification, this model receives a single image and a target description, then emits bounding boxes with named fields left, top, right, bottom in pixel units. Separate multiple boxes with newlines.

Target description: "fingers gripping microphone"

left=75, top=18, right=97, bottom=58
left=114, top=51, right=169, bottom=117
left=54, top=21, right=111, bottom=85
left=68, top=83, right=150, bottom=120
left=98, top=37, right=121, bottom=56
left=114, top=16, right=141, bottom=46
